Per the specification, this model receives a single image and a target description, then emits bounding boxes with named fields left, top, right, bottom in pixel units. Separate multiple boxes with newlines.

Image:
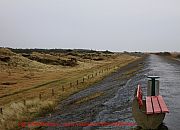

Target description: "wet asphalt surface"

left=146, top=55, right=180, bottom=130
left=35, top=55, right=180, bottom=130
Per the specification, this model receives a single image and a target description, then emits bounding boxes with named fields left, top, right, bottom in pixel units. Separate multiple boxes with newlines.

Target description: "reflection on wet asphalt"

left=146, top=55, right=180, bottom=130
left=37, top=55, right=180, bottom=130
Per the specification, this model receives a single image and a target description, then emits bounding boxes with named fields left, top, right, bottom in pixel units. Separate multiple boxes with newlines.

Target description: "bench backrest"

left=136, top=85, right=143, bottom=108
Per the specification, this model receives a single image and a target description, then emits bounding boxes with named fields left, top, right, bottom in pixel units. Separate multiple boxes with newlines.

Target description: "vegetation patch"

left=0, top=56, right=10, bottom=62
left=26, top=52, right=78, bottom=66
left=176, top=54, right=180, bottom=59
left=0, top=98, right=54, bottom=130
left=155, top=52, right=171, bottom=56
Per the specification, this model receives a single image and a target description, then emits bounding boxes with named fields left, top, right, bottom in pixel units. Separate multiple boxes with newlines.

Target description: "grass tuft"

left=0, top=99, right=54, bottom=130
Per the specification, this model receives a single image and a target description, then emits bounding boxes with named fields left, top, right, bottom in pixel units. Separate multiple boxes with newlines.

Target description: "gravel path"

left=30, top=55, right=180, bottom=130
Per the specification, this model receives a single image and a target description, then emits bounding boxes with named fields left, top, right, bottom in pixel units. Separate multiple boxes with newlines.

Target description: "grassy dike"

left=0, top=54, right=141, bottom=130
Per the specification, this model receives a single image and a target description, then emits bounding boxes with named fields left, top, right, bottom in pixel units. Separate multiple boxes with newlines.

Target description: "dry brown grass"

left=0, top=98, right=54, bottom=130
left=170, top=52, right=180, bottom=59
left=0, top=48, right=140, bottom=130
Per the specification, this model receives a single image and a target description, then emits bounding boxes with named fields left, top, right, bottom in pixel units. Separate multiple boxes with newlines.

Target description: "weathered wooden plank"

left=151, top=96, right=161, bottom=113
left=157, top=95, right=169, bottom=113
left=146, top=96, right=153, bottom=114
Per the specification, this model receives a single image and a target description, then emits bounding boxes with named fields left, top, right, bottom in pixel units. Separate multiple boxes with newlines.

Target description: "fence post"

left=23, top=99, right=26, bottom=105
left=83, top=77, right=85, bottom=83
left=39, top=93, right=42, bottom=100
left=0, top=108, right=2, bottom=115
left=52, top=89, right=54, bottom=96
left=62, top=85, right=64, bottom=91
left=77, top=80, right=79, bottom=85
left=88, top=75, right=89, bottom=79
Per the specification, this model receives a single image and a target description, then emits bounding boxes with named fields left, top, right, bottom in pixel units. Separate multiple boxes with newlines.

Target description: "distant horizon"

left=1, top=46, right=179, bottom=53
left=0, top=0, right=180, bottom=52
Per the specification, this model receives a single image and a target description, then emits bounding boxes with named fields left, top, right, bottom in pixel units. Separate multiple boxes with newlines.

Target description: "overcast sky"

left=0, top=0, right=180, bottom=52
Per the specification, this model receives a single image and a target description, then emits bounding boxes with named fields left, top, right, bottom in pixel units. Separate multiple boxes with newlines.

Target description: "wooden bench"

left=136, top=85, right=169, bottom=115
left=146, top=96, right=169, bottom=114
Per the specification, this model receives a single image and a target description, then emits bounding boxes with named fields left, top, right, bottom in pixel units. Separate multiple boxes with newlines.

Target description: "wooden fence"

left=0, top=65, right=118, bottom=115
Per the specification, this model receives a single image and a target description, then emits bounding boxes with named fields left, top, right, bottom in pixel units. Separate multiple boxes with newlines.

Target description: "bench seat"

left=146, top=96, right=169, bottom=115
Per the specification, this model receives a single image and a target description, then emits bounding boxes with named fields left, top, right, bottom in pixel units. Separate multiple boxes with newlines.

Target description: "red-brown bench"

left=146, top=96, right=169, bottom=114
left=136, top=85, right=169, bottom=114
